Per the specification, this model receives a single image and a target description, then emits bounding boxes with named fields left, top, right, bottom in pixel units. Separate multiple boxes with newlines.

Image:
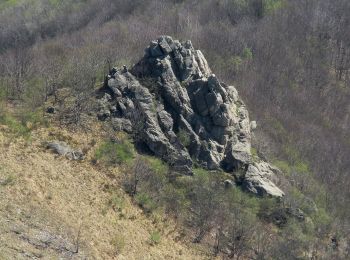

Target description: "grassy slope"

left=0, top=125, right=211, bottom=259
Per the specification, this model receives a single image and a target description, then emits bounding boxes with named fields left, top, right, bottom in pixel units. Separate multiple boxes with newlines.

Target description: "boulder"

left=243, top=162, right=284, bottom=197
left=46, top=141, right=84, bottom=160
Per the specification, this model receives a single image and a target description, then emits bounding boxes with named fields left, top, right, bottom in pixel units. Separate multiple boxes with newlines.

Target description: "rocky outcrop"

left=97, top=36, right=284, bottom=197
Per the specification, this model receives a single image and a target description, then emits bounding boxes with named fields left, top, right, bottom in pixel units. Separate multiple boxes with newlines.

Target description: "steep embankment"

left=0, top=125, right=210, bottom=259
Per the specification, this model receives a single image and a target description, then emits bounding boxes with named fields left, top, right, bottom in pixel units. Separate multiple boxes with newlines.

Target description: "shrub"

left=263, top=0, right=285, bottom=15
left=177, top=129, right=191, bottom=148
left=122, top=155, right=166, bottom=196
left=95, top=139, right=135, bottom=165
left=110, top=235, right=125, bottom=254
left=273, top=160, right=292, bottom=175
left=251, top=147, right=258, bottom=157
left=22, top=77, right=46, bottom=109
left=145, top=156, right=168, bottom=176
left=135, top=192, right=157, bottom=214
left=108, top=194, right=124, bottom=212
left=0, top=109, right=47, bottom=139
left=294, top=161, right=310, bottom=175
left=0, top=114, right=30, bottom=137
left=19, top=110, right=49, bottom=129
left=162, top=183, right=189, bottom=216
left=149, top=231, right=161, bottom=245
left=242, top=47, right=253, bottom=60
left=311, top=208, right=332, bottom=235
left=229, top=56, right=243, bottom=71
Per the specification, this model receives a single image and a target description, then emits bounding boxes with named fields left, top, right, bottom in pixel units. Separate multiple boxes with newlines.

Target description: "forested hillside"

left=0, top=0, right=349, bottom=259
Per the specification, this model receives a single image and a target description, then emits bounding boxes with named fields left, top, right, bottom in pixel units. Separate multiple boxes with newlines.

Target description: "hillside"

left=0, top=124, right=211, bottom=259
left=0, top=0, right=350, bottom=259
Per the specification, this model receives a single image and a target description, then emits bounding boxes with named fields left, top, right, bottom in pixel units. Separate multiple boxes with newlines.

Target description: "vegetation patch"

left=94, top=138, right=135, bottom=166
left=110, top=235, right=125, bottom=255
left=135, top=192, right=157, bottom=214
left=0, top=109, right=48, bottom=139
left=149, top=231, right=161, bottom=245
left=177, top=129, right=191, bottom=148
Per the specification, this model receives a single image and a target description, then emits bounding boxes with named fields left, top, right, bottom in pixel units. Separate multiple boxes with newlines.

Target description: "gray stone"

left=250, top=121, right=257, bottom=130
left=46, top=141, right=84, bottom=160
left=227, top=86, right=239, bottom=102
left=96, top=36, right=284, bottom=196
left=149, top=41, right=163, bottom=57
left=158, top=110, right=173, bottom=131
left=158, top=37, right=172, bottom=54
left=212, top=105, right=232, bottom=127
left=206, top=92, right=222, bottom=116
left=243, top=162, right=284, bottom=198
left=111, top=118, right=133, bottom=133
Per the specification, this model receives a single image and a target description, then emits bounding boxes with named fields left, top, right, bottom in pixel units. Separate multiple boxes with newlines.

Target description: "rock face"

left=97, top=36, right=284, bottom=197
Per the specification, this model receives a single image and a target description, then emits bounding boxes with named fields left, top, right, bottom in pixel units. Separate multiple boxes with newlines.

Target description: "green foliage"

left=192, top=167, right=211, bottom=182
left=258, top=197, right=280, bottom=218
left=144, top=156, right=168, bottom=176
left=0, top=81, right=8, bottom=102
left=282, top=144, right=301, bottom=164
left=223, top=47, right=253, bottom=73
left=149, top=231, right=161, bottom=245
left=250, top=147, right=258, bottom=157
left=0, top=0, right=20, bottom=10
left=108, top=194, right=124, bottom=212
left=242, top=47, right=253, bottom=60
left=263, top=0, right=285, bottom=15
left=23, top=77, right=46, bottom=109
left=282, top=219, right=310, bottom=246
left=135, top=192, right=157, bottom=214
left=95, top=139, right=135, bottom=165
left=20, top=110, right=49, bottom=129
left=0, top=109, right=47, bottom=139
left=268, top=117, right=288, bottom=137
left=177, top=129, right=191, bottom=148
left=294, top=161, right=310, bottom=175
left=311, top=208, right=332, bottom=235
left=0, top=0, right=345, bottom=256
left=229, top=56, right=243, bottom=71
left=48, top=0, right=61, bottom=7
left=110, top=235, right=125, bottom=254
left=0, top=114, right=30, bottom=137
left=273, top=160, right=292, bottom=175
left=122, top=156, right=334, bottom=257
left=228, top=186, right=260, bottom=214
left=162, top=183, right=189, bottom=215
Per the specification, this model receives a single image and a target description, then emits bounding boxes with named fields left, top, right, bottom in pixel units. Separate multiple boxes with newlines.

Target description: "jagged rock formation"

left=97, top=36, right=284, bottom=197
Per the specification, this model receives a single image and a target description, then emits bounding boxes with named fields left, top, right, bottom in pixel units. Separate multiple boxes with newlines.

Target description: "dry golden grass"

left=0, top=124, right=212, bottom=259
